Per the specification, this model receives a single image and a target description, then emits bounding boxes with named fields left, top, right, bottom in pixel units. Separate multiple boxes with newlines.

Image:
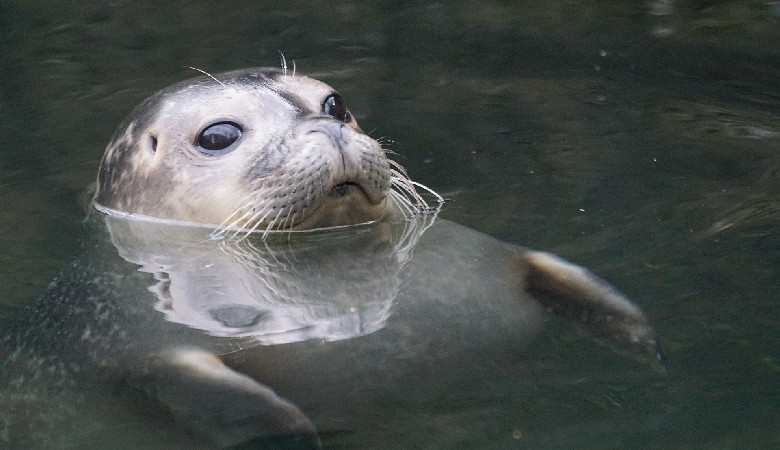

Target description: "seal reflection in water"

left=0, top=68, right=662, bottom=449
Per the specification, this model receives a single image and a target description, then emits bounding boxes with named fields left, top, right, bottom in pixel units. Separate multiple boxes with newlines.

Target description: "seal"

left=1, top=67, right=662, bottom=449
left=93, top=68, right=424, bottom=233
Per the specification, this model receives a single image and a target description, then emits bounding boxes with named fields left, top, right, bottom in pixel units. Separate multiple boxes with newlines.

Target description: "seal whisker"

left=387, top=159, right=414, bottom=183
left=214, top=197, right=253, bottom=227
left=215, top=201, right=272, bottom=241
left=386, top=162, right=444, bottom=218
left=285, top=213, right=297, bottom=238
left=410, top=180, right=444, bottom=210
left=388, top=190, right=415, bottom=217
left=262, top=208, right=286, bottom=239
left=389, top=176, right=417, bottom=203
left=240, top=206, right=277, bottom=241
left=226, top=203, right=257, bottom=228
left=281, top=206, right=296, bottom=233
left=184, top=66, right=224, bottom=86
left=213, top=198, right=259, bottom=239
left=279, top=51, right=288, bottom=76
left=389, top=168, right=425, bottom=207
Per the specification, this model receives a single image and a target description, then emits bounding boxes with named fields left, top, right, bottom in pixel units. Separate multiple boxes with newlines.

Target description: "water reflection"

left=104, top=205, right=436, bottom=345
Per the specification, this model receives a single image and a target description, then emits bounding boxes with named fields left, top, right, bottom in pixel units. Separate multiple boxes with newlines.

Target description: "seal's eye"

left=196, top=122, right=243, bottom=155
left=322, top=94, right=350, bottom=123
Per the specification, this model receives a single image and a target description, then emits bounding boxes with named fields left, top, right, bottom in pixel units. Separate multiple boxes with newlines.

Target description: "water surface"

left=1, top=1, right=778, bottom=448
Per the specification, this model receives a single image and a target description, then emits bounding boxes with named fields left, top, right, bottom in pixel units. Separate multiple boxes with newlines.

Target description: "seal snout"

left=307, top=121, right=347, bottom=151
left=300, top=120, right=389, bottom=206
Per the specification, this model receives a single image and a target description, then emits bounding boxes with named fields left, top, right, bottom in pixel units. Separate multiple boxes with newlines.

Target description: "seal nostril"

left=150, top=136, right=158, bottom=153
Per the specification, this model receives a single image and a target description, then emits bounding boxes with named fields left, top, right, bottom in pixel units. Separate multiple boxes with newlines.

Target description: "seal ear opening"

left=145, top=134, right=158, bottom=155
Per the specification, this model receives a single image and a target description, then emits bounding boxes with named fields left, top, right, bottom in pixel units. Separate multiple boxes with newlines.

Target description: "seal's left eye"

left=196, top=122, right=243, bottom=155
left=322, top=94, right=350, bottom=123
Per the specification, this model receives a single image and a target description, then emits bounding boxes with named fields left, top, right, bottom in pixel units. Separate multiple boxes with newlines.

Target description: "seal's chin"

left=291, top=183, right=388, bottom=230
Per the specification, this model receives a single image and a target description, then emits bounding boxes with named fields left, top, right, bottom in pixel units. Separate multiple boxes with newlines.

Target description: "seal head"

left=94, top=68, right=392, bottom=231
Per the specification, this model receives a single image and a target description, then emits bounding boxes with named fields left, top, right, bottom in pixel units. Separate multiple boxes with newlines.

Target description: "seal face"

left=94, top=68, right=395, bottom=231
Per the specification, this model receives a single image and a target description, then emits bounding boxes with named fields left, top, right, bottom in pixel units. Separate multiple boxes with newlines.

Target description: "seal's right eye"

left=196, top=122, right=243, bottom=155
left=322, top=94, right=350, bottom=123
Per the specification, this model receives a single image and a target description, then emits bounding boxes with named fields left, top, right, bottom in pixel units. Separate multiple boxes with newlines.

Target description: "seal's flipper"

left=517, top=251, right=663, bottom=364
left=129, top=348, right=320, bottom=449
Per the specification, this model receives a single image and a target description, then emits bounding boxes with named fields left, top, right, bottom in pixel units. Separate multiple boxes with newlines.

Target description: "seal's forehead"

left=224, top=68, right=340, bottom=114
left=271, top=73, right=338, bottom=100
left=225, top=67, right=336, bottom=93
left=125, top=68, right=344, bottom=133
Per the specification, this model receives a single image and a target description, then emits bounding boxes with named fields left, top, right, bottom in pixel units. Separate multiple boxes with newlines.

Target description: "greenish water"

left=1, top=1, right=778, bottom=448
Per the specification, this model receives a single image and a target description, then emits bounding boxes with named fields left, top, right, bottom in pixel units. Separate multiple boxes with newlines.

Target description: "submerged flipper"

left=129, top=348, right=321, bottom=449
left=517, top=251, right=663, bottom=364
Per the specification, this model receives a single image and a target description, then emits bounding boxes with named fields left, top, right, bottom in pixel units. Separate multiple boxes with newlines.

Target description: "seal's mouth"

left=329, top=180, right=386, bottom=206
left=331, top=181, right=359, bottom=197
left=291, top=180, right=387, bottom=230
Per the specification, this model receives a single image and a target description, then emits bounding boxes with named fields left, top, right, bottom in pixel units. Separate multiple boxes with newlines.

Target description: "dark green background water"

left=1, top=1, right=778, bottom=448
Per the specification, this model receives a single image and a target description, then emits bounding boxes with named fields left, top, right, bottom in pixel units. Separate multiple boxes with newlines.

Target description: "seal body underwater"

left=0, top=68, right=661, bottom=449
